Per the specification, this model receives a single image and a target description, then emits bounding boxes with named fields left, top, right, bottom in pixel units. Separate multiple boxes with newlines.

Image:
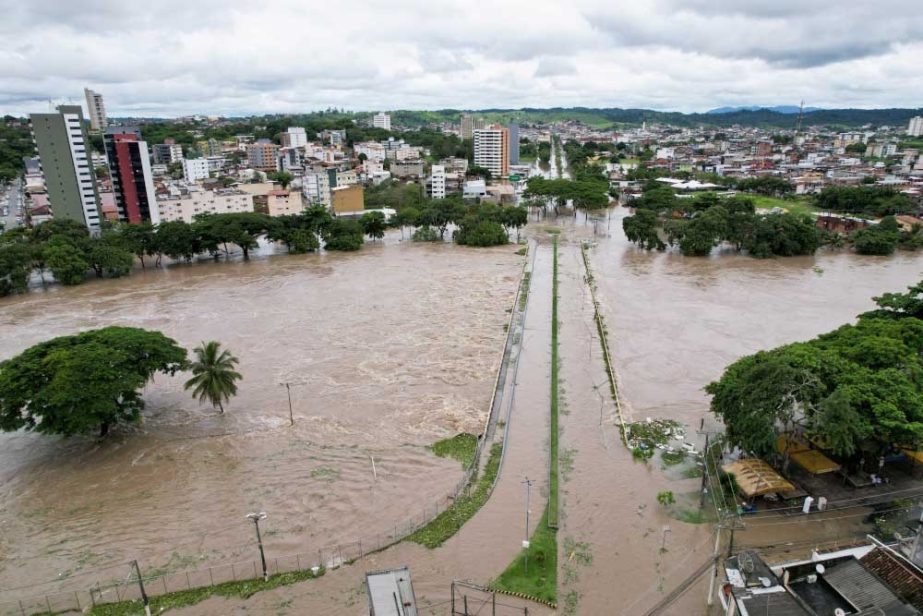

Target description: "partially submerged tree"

left=184, top=341, right=242, bottom=414
left=0, top=327, right=188, bottom=436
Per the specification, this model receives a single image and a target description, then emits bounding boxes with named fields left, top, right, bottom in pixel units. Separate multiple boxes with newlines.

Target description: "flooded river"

left=0, top=239, right=521, bottom=598
left=3, top=207, right=921, bottom=613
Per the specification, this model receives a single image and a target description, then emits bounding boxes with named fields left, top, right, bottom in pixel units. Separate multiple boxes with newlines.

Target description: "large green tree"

left=0, top=327, right=188, bottom=436
left=184, top=341, right=242, bottom=414
left=708, top=295, right=923, bottom=459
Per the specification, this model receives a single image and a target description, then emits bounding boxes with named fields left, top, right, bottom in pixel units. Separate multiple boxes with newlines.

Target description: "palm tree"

left=184, top=341, right=242, bottom=414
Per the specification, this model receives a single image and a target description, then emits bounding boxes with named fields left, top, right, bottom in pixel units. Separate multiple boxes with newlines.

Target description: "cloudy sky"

left=2, top=0, right=921, bottom=117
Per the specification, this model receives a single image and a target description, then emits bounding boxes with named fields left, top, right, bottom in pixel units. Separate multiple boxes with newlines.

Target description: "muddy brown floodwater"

left=0, top=240, right=522, bottom=600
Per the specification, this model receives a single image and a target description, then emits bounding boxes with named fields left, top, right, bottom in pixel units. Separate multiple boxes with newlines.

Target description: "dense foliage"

left=0, top=117, right=35, bottom=181
left=624, top=191, right=819, bottom=258
left=814, top=186, right=917, bottom=217
left=0, top=206, right=369, bottom=296
left=0, top=327, right=188, bottom=436
left=707, top=282, right=923, bottom=458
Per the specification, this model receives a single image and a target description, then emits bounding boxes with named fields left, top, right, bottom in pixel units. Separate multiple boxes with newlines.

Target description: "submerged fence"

left=1, top=257, right=533, bottom=616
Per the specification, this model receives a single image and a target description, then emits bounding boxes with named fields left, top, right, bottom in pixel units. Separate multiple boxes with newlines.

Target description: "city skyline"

left=1, top=0, right=921, bottom=117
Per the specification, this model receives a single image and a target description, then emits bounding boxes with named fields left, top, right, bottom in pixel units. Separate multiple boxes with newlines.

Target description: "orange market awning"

left=776, top=435, right=842, bottom=475
left=722, top=459, right=795, bottom=498
left=901, top=448, right=923, bottom=464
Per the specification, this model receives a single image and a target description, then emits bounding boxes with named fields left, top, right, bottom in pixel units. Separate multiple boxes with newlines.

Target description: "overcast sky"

left=2, top=0, right=921, bottom=117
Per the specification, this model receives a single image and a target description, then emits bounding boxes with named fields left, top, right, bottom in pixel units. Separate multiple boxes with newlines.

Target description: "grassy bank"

left=549, top=236, right=560, bottom=528
left=431, top=433, right=478, bottom=469
left=749, top=195, right=818, bottom=217
left=88, top=568, right=324, bottom=615
left=408, top=442, right=502, bottom=548
left=490, top=508, right=558, bottom=605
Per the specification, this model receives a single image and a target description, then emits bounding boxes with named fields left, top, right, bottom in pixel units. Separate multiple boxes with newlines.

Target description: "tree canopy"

left=0, top=327, right=188, bottom=436
left=707, top=283, right=923, bottom=458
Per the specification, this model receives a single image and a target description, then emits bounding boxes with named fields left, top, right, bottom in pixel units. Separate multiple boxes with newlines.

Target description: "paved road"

left=1, top=177, right=24, bottom=232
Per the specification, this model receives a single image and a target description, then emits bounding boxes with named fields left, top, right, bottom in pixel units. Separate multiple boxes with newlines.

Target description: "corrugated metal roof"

left=824, top=559, right=919, bottom=615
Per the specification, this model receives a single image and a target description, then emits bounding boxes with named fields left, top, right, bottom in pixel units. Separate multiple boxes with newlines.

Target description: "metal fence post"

left=186, top=571, right=191, bottom=589
left=209, top=568, right=214, bottom=586
left=296, top=554, right=301, bottom=570
left=359, top=539, right=363, bottom=559
left=75, top=591, right=81, bottom=610
left=18, top=599, right=25, bottom=616
left=231, top=563, right=236, bottom=581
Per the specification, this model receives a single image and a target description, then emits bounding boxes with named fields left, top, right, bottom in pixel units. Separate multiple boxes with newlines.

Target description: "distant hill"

left=706, top=105, right=822, bottom=115
left=390, top=107, right=923, bottom=130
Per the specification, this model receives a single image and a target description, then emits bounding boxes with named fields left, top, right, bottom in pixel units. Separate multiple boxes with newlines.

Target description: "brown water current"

left=4, top=204, right=923, bottom=614
left=0, top=239, right=522, bottom=599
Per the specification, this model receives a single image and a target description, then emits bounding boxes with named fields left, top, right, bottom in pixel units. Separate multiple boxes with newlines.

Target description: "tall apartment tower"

left=372, top=112, right=391, bottom=131
left=282, top=127, right=308, bottom=148
left=460, top=114, right=486, bottom=140
left=909, top=116, right=923, bottom=138
left=508, top=122, right=520, bottom=165
left=104, top=127, right=160, bottom=224
left=30, top=105, right=102, bottom=230
left=473, top=125, right=510, bottom=179
left=430, top=164, right=446, bottom=199
left=84, top=88, right=107, bottom=132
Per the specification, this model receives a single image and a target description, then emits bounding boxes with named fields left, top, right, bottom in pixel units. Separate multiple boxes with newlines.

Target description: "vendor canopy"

left=722, top=458, right=795, bottom=497
left=776, top=435, right=842, bottom=475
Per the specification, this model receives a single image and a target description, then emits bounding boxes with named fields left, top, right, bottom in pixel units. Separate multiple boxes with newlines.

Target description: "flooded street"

left=0, top=239, right=522, bottom=599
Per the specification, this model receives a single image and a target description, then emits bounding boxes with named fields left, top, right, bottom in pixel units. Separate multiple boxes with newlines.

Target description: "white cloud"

left=0, top=0, right=920, bottom=116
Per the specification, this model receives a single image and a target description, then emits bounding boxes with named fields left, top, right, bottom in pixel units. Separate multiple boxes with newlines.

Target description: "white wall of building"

left=157, top=189, right=254, bottom=223
left=183, top=158, right=210, bottom=183
left=430, top=164, right=446, bottom=199
left=372, top=112, right=391, bottom=131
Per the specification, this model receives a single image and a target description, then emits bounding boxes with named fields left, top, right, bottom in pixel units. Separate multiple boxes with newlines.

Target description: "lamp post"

left=246, top=511, right=269, bottom=581
left=283, top=382, right=293, bottom=426
left=522, top=477, right=533, bottom=574
left=132, top=560, right=151, bottom=616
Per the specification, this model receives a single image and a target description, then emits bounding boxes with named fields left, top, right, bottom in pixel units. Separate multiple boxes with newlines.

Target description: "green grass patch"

left=88, top=568, right=324, bottom=615
left=661, top=450, right=687, bottom=466
left=749, top=195, right=819, bottom=217
left=408, top=442, right=502, bottom=548
left=518, top=271, right=531, bottom=311
left=681, top=465, right=704, bottom=479
left=549, top=236, right=559, bottom=528
left=431, top=433, right=478, bottom=469
left=490, top=508, right=558, bottom=604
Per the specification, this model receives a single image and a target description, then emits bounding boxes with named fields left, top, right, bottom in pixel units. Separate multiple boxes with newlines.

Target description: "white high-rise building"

left=283, top=127, right=308, bottom=148
left=30, top=105, right=101, bottom=230
left=473, top=126, right=510, bottom=179
left=372, top=112, right=391, bottom=131
left=909, top=116, right=923, bottom=138
left=430, top=165, right=446, bottom=199
left=84, top=88, right=107, bottom=132
left=183, top=158, right=210, bottom=183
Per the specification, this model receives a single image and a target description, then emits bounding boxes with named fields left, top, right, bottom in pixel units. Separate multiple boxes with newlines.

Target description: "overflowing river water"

left=2, top=204, right=922, bottom=613
left=0, top=240, right=521, bottom=598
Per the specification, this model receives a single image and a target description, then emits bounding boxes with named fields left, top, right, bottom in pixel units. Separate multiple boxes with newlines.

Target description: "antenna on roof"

left=795, top=100, right=805, bottom=136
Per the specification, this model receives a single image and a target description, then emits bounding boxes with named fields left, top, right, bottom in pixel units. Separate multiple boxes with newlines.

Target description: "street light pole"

left=284, top=382, right=293, bottom=426
left=132, top=560, right=152, bottom=616
left=522, top=477, right=533, bottom=574
left=246, top=512, right=269, bottom=581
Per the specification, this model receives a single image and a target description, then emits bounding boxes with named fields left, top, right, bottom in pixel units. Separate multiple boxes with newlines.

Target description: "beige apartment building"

left=254, top=189, right=305, bottom=217
left=157, top=188, right=255, bottom=223
left=331, top=184, right=364, bottom=215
